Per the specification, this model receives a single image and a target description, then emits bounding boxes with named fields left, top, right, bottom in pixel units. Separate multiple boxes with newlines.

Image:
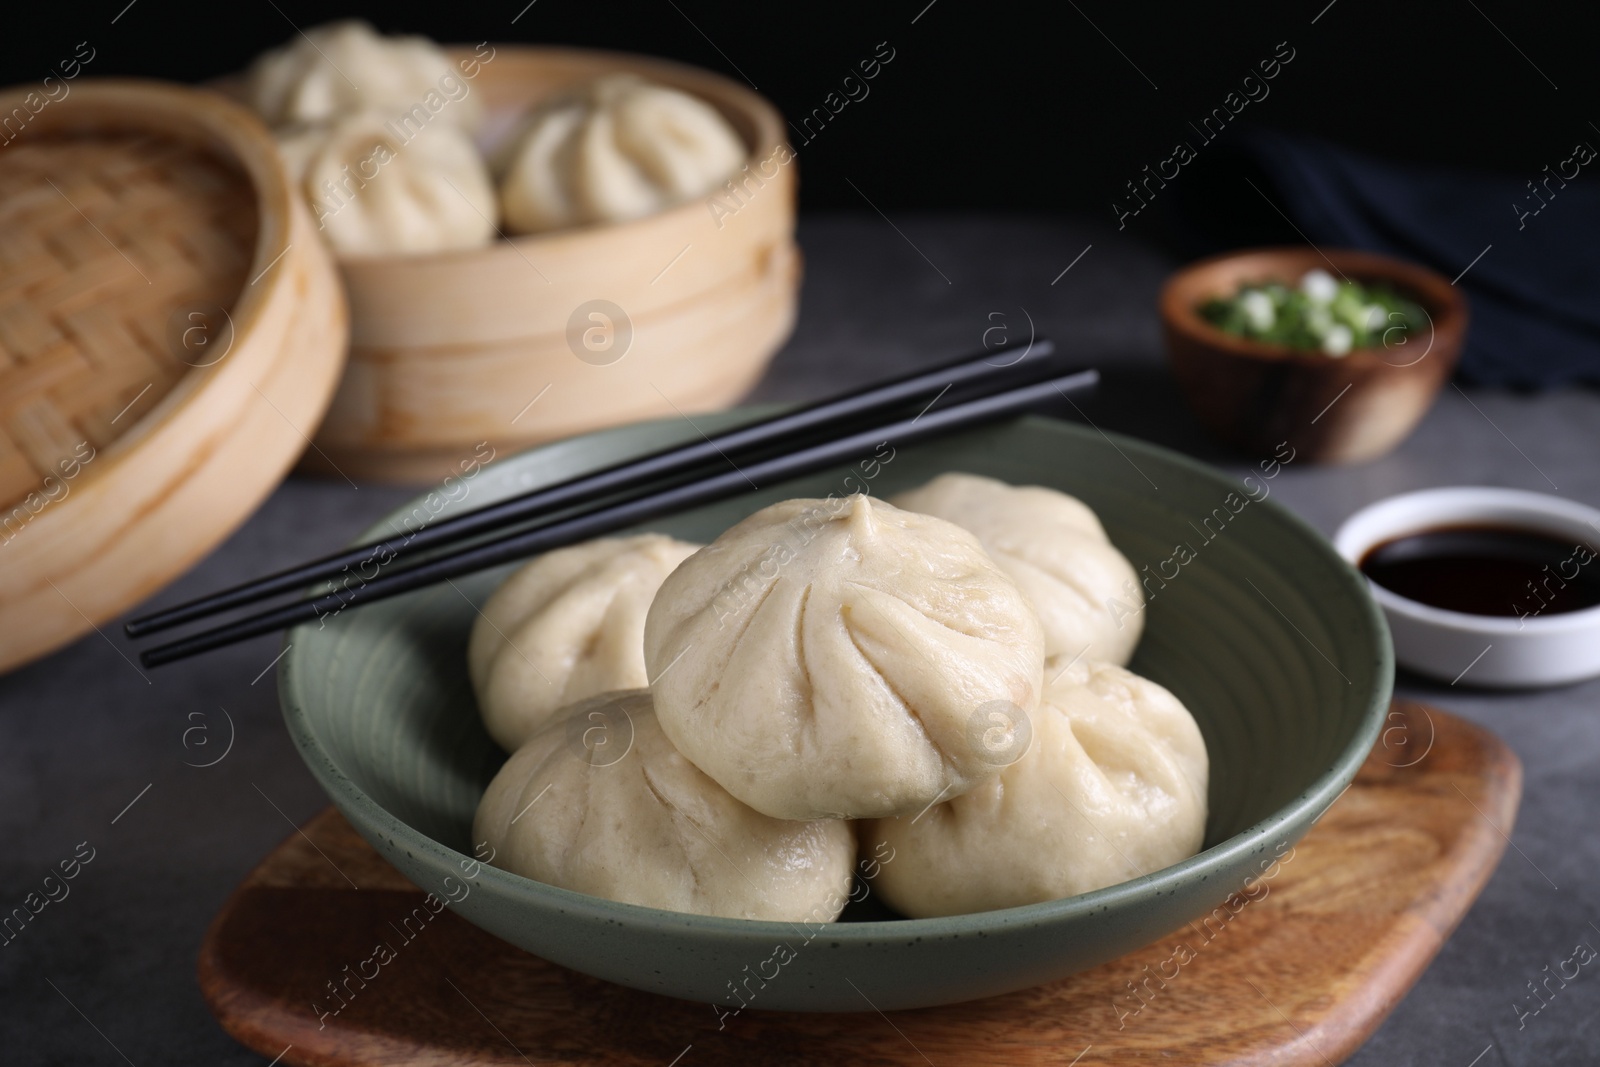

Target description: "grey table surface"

left=2, top=214, right=1596, bottom=1065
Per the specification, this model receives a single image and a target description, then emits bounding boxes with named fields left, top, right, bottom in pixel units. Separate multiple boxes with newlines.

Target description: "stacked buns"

left=471, top=474, right=1208, bottom=922
left=244, top=21, right=749, bottom=255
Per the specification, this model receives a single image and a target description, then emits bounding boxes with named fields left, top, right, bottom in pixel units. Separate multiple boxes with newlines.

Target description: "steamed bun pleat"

left=494, top=74, right=746, bottom=234
left=470, top=535, right=700, bottom=751
left=891, top=473, right=1144, bottom=665
left=865, top=659, right=1208, bottom=917
left=644, top=495, right=1045, bottom=821
left=246, top=20, right=483, bottom=131
left=474, top=690, right=857, bottom=921
left=275, top=113, right=496, bottom=256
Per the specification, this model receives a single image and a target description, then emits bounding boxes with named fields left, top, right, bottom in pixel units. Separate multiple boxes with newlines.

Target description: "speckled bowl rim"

left=279, top=413, right=1392, bottom=941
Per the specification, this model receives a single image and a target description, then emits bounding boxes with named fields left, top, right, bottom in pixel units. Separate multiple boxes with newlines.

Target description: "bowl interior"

left=280, top=412, right=1390, bottom=1007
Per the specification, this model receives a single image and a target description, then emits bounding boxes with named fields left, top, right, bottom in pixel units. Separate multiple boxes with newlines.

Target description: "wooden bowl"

left=0, top=80, right=346, bottom=673
left=302, top=45, right=800, bottom=484
left=1160, top=247, right=1466, bottom=464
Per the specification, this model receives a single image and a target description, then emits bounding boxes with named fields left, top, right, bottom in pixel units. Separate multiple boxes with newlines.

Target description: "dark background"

left=5, top=0, right=1596, bottom=239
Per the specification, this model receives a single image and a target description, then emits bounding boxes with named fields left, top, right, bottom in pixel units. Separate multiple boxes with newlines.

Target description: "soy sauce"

left=1359, top=525, right=1600, bottom=618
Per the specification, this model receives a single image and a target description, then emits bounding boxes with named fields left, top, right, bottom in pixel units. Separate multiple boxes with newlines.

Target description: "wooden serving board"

left=199, top=701, right=1519, bottom=1066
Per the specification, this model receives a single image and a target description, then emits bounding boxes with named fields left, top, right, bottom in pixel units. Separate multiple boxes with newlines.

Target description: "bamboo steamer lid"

left=0, top=79, right=347, bottom=673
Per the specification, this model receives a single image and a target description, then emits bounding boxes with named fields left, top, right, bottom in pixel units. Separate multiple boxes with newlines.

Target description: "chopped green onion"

left=1198, top=269, right=1426, bottom=356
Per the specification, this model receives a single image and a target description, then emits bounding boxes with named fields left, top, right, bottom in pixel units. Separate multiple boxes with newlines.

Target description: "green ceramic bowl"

left=279, top=413, right=1391, bottom=1012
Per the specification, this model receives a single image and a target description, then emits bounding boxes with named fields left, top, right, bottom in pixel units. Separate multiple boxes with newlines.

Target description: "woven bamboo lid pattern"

left=0, top=80, right=347, bottom=673
left=0, top=133, right=258, bottom=508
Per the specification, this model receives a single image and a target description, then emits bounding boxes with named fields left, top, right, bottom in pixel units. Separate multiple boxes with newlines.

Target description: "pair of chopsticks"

left=128, top=339, right=1095, bottom=667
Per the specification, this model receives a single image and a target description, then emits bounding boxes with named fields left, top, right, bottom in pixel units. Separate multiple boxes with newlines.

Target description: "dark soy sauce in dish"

left=1359, top=525, right=1600, bottom=618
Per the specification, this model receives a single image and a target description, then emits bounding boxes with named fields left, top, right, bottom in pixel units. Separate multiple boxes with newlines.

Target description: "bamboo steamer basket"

left=0, top=80, right=347, bottom=673
left=300, top=45, right=800, bottom=483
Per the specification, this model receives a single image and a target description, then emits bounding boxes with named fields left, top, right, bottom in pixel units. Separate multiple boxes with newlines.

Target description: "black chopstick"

left=137, top=367, right=1097, bottom=668
left=124, top=338, right=1056, bottom=638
